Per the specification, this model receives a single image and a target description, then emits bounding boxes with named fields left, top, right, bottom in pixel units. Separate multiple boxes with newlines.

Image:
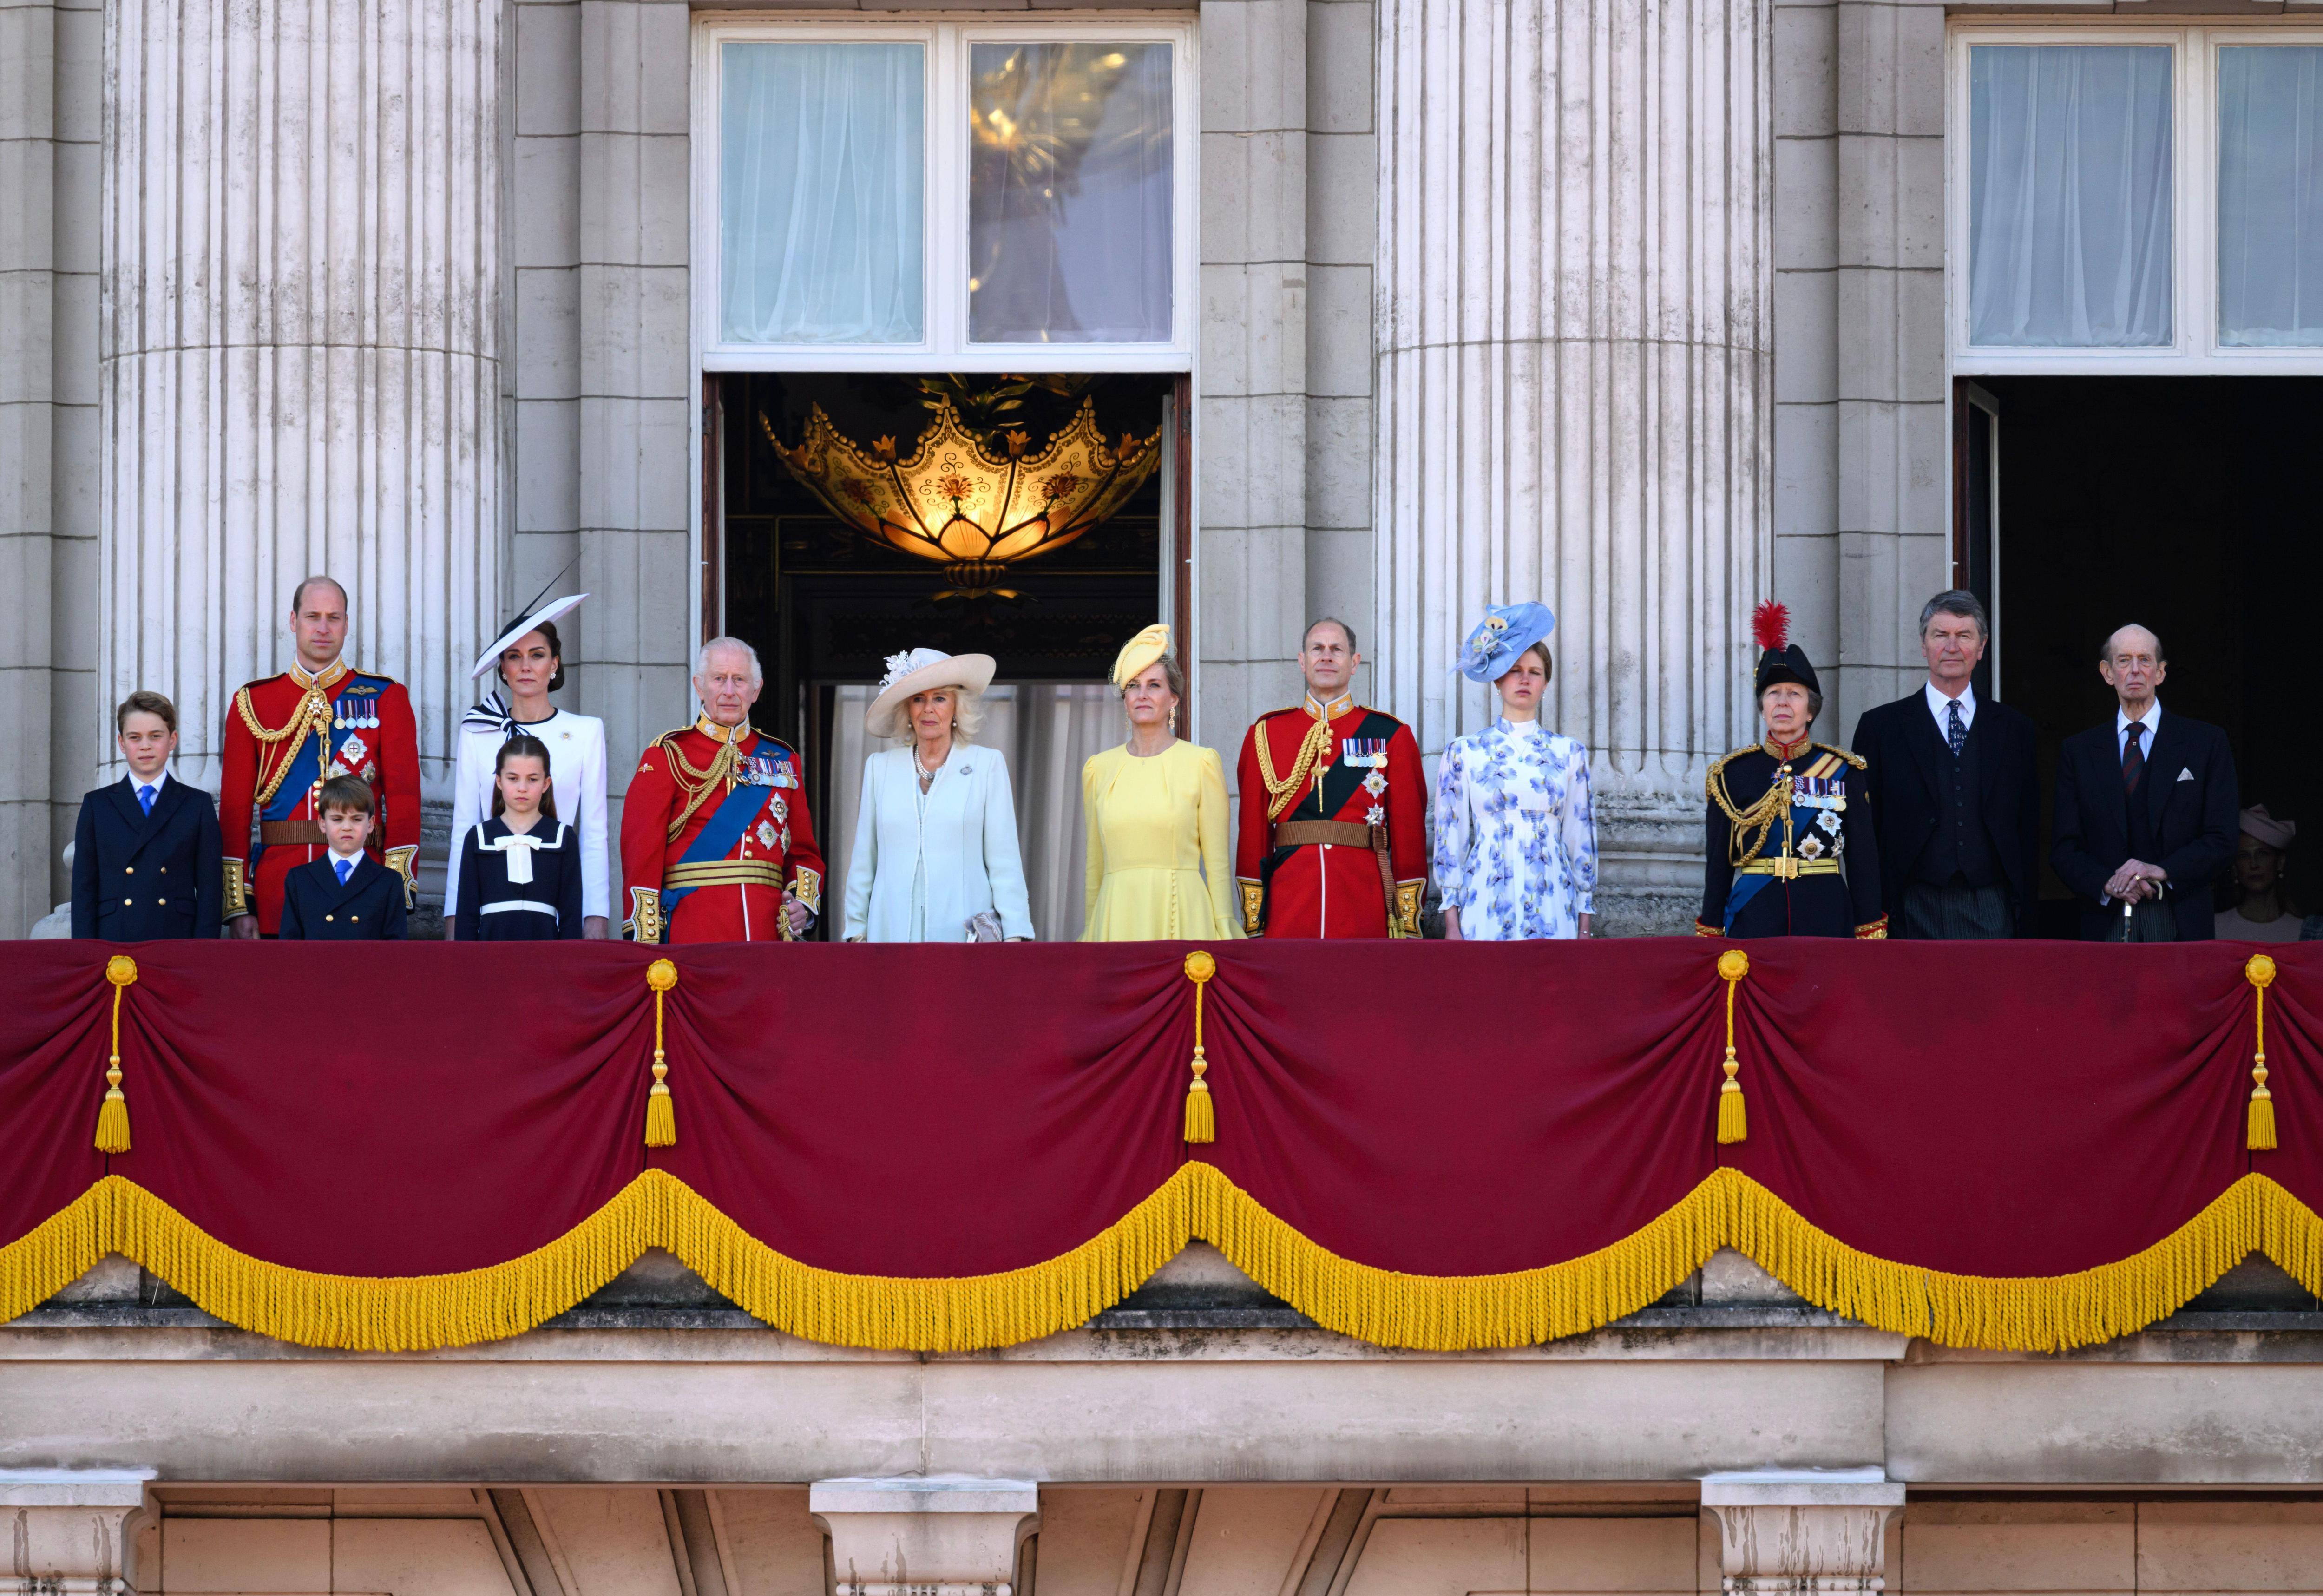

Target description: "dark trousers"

left=2087, top=896, right=2179, bottom=942
left=1898, top=880, right=2015, bottom=940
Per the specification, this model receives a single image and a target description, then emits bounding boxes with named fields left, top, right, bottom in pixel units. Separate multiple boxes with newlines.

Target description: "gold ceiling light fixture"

left=765, top=395, right=1162, bottom=599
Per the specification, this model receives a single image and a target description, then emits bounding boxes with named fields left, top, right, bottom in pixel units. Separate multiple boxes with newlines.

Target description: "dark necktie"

left=137, top=784, right=156, bottom=815
left=2122, top=722, right=2146, bottom=793
left=1946, top=700, right=1966, bottom=758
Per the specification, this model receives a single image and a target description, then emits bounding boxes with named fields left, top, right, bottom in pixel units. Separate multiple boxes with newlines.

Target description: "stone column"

left=1373, top=0, right=1773, bottom=932
left=810, top=1477, right=1039, bottom=1596
left=1700, top=1470, right=1903, bottom=1595
left=1, top=1468, right=152, bottom=1595
left=98, top=0, right=504, bottom=793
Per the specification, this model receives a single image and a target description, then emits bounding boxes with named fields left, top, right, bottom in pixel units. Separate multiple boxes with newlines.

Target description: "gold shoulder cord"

left=1816, top=743, right=1869, bottom=771
left=659, top=730, right=745, bottom=844
left=1253, top=714, right=1336, bottom=822
left=1705, top=753, right=1794, bottom=869
left=235, top=684, right=335, bottom=808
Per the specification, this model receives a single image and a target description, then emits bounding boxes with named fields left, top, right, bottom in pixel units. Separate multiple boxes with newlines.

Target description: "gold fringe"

left=3, top=1166, right=2316, bottom=1355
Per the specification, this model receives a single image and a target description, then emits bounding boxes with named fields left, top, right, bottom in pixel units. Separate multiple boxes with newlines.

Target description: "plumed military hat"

left=1751, top=601, right=1819, bottom=699
left=1454, top=602, right=1556, bottom=683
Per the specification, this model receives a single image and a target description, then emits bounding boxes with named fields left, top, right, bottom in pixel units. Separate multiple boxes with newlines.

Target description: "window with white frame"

left=1951, top=25, right=2323, bottom=371
left=696, top=19, right=1198, bottom=372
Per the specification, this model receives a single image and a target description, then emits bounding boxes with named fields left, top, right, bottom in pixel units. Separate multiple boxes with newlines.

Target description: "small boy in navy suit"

left=73, top=691, right=225, bottom=939
left=279, top=776, right=408, bottom=940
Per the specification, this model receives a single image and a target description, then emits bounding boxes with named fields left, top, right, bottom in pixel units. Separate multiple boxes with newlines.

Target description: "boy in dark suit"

left=72, top=691, right=224, bottom=939
left=279, top=776, right=408, bottom=940
left=2051, top=624, right=2238, bottom=941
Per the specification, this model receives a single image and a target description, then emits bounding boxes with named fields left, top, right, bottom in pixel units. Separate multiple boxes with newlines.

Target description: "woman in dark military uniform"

left=1698, top=603, right=1887, bottom=939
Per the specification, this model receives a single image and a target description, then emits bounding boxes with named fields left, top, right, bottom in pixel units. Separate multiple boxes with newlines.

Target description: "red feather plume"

left=1751, top=601, right=1791, bottom=655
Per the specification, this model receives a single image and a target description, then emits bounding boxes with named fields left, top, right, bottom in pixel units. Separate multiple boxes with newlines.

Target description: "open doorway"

left=1968, top=375, right=2323, bottom=933
left=710, top=370, right=1185, bottom=940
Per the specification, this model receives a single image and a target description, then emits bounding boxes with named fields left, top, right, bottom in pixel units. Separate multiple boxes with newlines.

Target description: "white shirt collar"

left=2117, top=699, right=2163, bottom=736
left=1924, top=680, right=1977, bottom=731
left=128, top=769, right=170, bottom=797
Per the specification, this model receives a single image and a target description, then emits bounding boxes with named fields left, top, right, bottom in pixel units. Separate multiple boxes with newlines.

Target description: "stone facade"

left=0, top=0, right=2213, bottom=933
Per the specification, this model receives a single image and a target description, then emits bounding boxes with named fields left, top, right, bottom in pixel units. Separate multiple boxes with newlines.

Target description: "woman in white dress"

left=843, top=648, right=1034, bottom=942
left=1432, top=603, right=1598, bottom=940
left=445, top=593, right=612, bottom=938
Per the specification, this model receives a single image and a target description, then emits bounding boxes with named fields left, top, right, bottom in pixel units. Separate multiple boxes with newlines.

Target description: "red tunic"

left=218, top=661, right=422, bottom=933
left=1234, top=694, right=1428, bottom=938
left=619, top=718, right=826, bottom=944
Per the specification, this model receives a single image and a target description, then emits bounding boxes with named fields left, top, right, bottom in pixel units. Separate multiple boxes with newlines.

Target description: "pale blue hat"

left=1455, top=603, right=1556, bottom=683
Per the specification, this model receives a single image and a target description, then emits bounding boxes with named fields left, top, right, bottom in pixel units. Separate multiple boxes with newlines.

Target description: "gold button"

left=124, top=867, right=133, bottom=874
left=351, top=914, right=359, bottom=922
left=325, top=914, right=334, bottom=922
left=123, top=898, right=132, bottom=905
left=159, top=867, right=166, bottom=874
left=157, top=898, right=166, bottom=905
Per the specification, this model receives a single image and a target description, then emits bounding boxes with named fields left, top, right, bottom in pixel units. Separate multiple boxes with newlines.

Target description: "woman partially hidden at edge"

left=843, top=647, right=1034, bottom=942
left=1698, top=602, right=1887, bottom=939
left=1081, top=625, right=1243, bottom=942
left=1433, top=603, right=1598, bottom=940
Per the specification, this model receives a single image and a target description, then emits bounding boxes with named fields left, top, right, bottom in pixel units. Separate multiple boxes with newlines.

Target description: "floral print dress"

left=1431, top=719, right=1598, bottom=940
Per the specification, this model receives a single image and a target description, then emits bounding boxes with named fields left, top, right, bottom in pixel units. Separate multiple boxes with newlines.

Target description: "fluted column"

left=98, top=0, right=502, bottom=791
left=1375, top=0, right=1772, bottom=932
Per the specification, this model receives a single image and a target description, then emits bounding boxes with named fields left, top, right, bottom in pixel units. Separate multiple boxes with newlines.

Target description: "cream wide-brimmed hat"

left=865, top=647, right=997, bottom=739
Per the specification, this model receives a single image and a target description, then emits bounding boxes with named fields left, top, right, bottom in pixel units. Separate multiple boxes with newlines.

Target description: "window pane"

left=1969, top=45, right=2174, bottom=347
left=968, top=43, right=1173, bottom=344
left=721, top=42, right=925, bottom=344
left=2219, top=46, right=2323, bottom=347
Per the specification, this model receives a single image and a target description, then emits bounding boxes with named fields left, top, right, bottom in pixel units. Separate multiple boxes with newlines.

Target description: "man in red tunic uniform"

left=221, top=576, right=422, bottom=936
left=620, top=636, right=825, bottom=944
left=1235, top=618, right=1428, bottom=938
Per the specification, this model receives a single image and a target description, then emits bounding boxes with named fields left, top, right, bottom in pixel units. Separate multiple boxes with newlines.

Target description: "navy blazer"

left=278, top=852, right=408, bottom=940
left=2050, top=709, right=2239, bottom=941
left=1851, top=690, right=2042, bottom=933
left=71, top=775, right=224, bottom=940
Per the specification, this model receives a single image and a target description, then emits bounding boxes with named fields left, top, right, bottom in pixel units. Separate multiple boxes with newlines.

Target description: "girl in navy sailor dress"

left=455, top=734, right=585, bottom=941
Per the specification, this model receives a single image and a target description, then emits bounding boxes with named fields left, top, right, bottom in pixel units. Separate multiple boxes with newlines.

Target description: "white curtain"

left=967, top=43, right=1173, bottom=343
left=1969, top=45, right=2174, bottom=348
left=825, top=684, right=1122, bottom=942
left=2220, top=46, right=2323, bottom=347
left=721, top=42, right=925, bottom=344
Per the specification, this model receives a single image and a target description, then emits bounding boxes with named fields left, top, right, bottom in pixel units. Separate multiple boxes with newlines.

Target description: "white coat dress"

left=444, top=704, right=611, bottom=923
left=843, top=742, right=1035, bottom=942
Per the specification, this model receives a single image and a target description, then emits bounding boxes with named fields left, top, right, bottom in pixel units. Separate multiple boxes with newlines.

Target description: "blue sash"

left=1722, top=800, right=1825, bottom=933
left=661, top=782, right=776, bottom=917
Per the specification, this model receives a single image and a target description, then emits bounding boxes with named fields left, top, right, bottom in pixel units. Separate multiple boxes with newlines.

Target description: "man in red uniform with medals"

left=1235, top=618, right=1428, bottom=937
left=620, top=636, right=825, bottom=943
left=221, top=576, right=423, bottom=936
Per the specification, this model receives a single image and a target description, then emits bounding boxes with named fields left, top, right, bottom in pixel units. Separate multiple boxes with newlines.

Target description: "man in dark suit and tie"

left=2051, top=624, right=2239, bottom=941
left=1852, top=591, right=2041, bottom=937
left=72, top=691, right=225, bottom=939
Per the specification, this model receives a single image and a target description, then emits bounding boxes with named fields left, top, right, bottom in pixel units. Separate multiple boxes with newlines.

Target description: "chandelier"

left=766, top=396, right=1162, bottom=598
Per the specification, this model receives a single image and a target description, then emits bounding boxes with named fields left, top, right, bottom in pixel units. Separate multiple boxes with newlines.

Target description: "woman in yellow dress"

left=1081, top=625, right=1243, bottom=942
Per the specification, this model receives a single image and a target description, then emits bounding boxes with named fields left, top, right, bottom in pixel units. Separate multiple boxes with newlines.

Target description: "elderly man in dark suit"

left=2051, top=624, right=2239, bottom=941
left=1852, top=591, right=2041, bottom=938
left=72, top=691, right=225, bottom=939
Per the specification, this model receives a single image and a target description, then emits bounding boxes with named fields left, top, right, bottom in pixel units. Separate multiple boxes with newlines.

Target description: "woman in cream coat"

left=843, top=648, right=1035, bottom=942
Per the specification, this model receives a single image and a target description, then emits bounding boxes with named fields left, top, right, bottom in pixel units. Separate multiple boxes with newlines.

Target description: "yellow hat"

left=1111, top=624, right=1173, bottom=689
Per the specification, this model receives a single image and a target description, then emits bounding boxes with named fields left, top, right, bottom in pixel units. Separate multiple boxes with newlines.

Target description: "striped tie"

left=2122, top=722, right=2146, bottom=794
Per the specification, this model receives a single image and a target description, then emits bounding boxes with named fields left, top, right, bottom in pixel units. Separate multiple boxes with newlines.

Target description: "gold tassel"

left=1715, top=948, right=1749, bottom=1145
left=644, top=959, right=678, bottom=1148
left=1183, top=950, right=1216, bottom=1144
left=94, top=955, right=137, bottom=1154
left=2248, top=953, right=2278, bottom=1152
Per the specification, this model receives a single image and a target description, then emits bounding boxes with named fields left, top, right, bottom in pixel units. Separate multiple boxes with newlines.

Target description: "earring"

left=1169, top=705, right=1179, bottom=733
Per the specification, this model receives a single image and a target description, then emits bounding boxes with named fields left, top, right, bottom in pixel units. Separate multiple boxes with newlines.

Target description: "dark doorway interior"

left=715, top=370, right=1175, bottom=937
left=1978, top=375, right=2323, bottom=932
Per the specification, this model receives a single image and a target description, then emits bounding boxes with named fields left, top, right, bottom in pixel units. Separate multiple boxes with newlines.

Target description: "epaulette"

left=1705, top=745, right=1758, bottom=783
left=1258, top=706, right=1309, bottom=722
left=1814, top=742, right=1868, bottom=770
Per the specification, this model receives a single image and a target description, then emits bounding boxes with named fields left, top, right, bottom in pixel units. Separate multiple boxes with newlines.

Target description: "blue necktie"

left=137, top=784, right=156, bottom=815
left=1946, top=699, right=1966, bottom=758
left=335, top=857, right=354, bottom=886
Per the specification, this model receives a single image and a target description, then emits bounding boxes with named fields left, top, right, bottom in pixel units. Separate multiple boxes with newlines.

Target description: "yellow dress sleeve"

left=1082, top=752, right=1107, bottom=934
left=1195, top=745, right=1243, bottom=939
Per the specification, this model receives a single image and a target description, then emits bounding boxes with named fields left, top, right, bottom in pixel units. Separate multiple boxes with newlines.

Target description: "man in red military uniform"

left=621, top=636, right=825, bottom=943
left=1235, top=618, right=1428, bottom=937
left=221, top=576, right=423, bottom=936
